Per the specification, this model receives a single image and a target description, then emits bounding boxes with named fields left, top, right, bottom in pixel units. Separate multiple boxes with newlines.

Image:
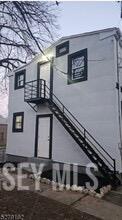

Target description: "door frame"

left=37, top=60, right=54, bottom=99
left=34, top=114, right=53, bottom=159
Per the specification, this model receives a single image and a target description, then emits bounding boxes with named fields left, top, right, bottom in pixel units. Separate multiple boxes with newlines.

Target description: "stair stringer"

left=48, top=101, right=120, bottom=187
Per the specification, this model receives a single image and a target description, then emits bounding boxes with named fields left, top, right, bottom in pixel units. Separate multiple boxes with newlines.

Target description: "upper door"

left=39, top=62, right=50, bottom=87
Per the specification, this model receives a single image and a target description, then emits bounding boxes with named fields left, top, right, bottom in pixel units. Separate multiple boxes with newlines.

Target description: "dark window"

left=68, top=49, right=87, bottom=84
left=56, top=41, right=69, bottom=57
left=14, top=69, right=26, bottom=90
left=12, top=112, right=24, bottom=132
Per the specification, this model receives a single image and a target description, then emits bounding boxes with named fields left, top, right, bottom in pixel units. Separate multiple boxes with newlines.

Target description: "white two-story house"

left=7, top=27, right=122, bottom=186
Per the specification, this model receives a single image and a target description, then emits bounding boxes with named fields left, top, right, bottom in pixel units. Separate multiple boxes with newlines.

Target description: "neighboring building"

left=7, top=27, right=122, bottom=186
left=0, top=115, right=7, bottom=147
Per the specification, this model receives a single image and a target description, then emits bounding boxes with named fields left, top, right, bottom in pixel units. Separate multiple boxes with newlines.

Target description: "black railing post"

left=113, top=159, right=117, bottom=186
left=24, top=79, right=118, bottom=185
left=31, top=82, right=33, bottom=99
left=84, top=129, right=86, bottom=140
left=113, top=159, right=116, bottom=176
left=37, top=62, right=40, bottom=99
left=62, top=105, right=64, bottom=115
left=44, top=80, right=46, bottom=99
left=40, top=79, right=42, bottom=98
left=37, top=79, right=39, bottom=98
left=24, top=83, right=26, bottom=101
left=84, top=129, right=87, bottom=147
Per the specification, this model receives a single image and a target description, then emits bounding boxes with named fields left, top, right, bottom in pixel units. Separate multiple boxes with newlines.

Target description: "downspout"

left=115, top=33, right=122, bottom=174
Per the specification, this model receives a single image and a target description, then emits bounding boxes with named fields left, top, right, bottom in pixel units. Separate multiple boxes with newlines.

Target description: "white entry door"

left=37, top=117, right=50, bottom=158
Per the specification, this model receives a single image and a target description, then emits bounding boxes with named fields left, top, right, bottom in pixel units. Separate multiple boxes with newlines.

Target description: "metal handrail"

left=45, top=84, right=115, bottom=170
left=24, top=79, right=116, bottom=172
left=24, top=79, right=46, bottom=101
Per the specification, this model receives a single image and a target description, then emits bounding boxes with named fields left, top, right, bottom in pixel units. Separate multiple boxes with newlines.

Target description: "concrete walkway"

left=74, top=195, right=122, bottom=220
left=38, top=186, right=122, bottom=220
left=0, top=171, right=122, bottom=220
left=38, top=182, right=122, bottom=220
left=21, top=177, right=122, bottom=220
left=103, top=187, right=122, bottom=207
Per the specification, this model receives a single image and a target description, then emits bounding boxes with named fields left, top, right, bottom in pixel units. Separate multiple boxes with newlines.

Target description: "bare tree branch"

left=0, top=1, right=59, bottom=79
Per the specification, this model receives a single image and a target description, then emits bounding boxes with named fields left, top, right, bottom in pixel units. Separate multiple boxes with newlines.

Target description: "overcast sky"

left=59, top=1, right=121, bottom=36
left=0, top=1, right=121, bottom=117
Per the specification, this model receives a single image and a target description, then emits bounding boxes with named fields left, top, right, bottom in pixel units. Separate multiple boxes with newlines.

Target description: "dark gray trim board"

left=6, top=154, right=28, bottom=163
left=56, top=41, right=69, bottom=57
left=37, top=60, right=53, bottom=99
left=6, top=155, right=103, bottom=177
left=37, top=61, right=50, bottom=81
left=14, top=69, right=26, bottom=90
left=68, top=48, right=88, bottom=85
left=12, top=112, right=24, bottom=133
left=34, top=114, right=53, bottom=159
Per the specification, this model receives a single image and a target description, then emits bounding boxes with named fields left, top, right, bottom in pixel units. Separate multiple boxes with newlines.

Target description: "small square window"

left=56, top=41, right=69, bottom=57
left=14, top=70, right=26, bottom=90
left=12, top=112, right=24, bottom=132
left=68, top=49, right=87, bottom=84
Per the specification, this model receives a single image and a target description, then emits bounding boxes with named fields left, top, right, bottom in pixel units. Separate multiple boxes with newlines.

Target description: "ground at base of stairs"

left=0, top=189, right=100, bottom=220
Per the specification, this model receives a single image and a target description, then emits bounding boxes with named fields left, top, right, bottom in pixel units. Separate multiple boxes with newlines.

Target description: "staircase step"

left=98, top=163, right=103, bottom=167
left=64, top=122, right=69, bottom=125
left=93, top=156, right=97, bottom=160
left=49, top=101, right=120, bottom=187
left=69, top=129, right=75, bottom=133
left=74, top=134, right=79, bottom=138
left=52, top=107, right=56, bottom=110
left=66, top=125, right=71, bottom=128
left=87, top=150, right=92, bottom=155
left=78, top=139, right=83, bottom=143
left=55, top=111, right=59, bottom=114
left=63, top=120, right=69, bottom=123
left=58, top=115, right=63, bottom=119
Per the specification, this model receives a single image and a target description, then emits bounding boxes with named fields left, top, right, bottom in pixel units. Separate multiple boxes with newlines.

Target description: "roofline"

left=11, top=54, right=41, bottom=73
left=50, top=27, right=120, bottom=47
left=62, top=27, right=120, bottom=40
left=12, top=27, right=121, bottom=72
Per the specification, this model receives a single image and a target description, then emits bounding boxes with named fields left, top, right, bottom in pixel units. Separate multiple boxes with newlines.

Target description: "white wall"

left=52, top=116, right=90, bottom=165
left=37, top=105, right=90, bottom=165
left=7, top=29, right=122, bottom=171
left=52, top=32, right=121, bottom=170
left=7, top=58, right=40, bottom=157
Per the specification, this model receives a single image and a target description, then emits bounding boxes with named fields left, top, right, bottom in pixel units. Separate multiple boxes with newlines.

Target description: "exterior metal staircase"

left=24, top=79, right=121, bottom=187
